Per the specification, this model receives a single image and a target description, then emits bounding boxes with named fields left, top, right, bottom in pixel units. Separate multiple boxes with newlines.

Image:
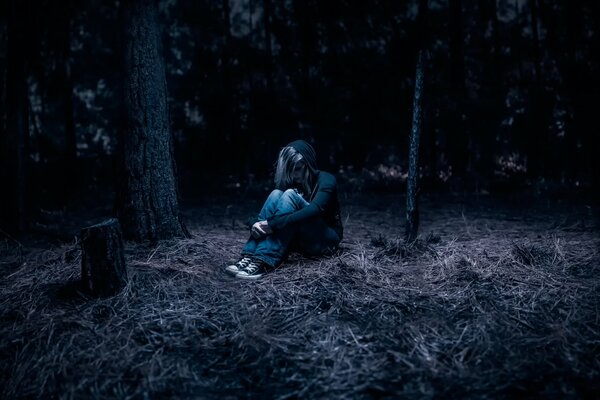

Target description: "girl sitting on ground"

left=226, top=139, right=343, bottom=279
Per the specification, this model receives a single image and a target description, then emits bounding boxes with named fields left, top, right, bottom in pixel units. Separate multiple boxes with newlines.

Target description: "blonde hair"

left=274, top=146, right=313, bottom=197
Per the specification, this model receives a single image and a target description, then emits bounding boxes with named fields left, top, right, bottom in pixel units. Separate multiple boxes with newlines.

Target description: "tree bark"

left=1, top=0, right=29, bottom=235
left=406, top=0, right=428, bottom=243
left=406, top=50, right=425, bottom=243
left=81, top=219, right=127, bottom=297
left=119, top=0, right=186, bottom=241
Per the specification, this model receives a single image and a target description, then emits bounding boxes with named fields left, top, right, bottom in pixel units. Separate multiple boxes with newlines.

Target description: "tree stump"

left=81, top=219, right=127, bottom=297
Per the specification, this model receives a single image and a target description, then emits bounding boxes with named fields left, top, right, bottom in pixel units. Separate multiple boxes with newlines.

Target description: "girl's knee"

left=282, top=188, right=306, bottom=203
left=267, top=189, right=284, bottom=201
left=277, top=188, right=307, bottom=210
left=282, top=188, right=298, bottom=198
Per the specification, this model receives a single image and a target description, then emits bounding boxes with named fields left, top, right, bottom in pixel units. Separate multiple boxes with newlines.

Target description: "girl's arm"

left=267, top=175, right=336, bottom=231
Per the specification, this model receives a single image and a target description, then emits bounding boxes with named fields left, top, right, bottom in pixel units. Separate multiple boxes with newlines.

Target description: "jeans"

left=242, top=189, right=341, bottom=267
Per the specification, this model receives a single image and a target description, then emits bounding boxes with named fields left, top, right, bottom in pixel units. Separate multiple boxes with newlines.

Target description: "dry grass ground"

left=1, top=193, right=599, bottom=399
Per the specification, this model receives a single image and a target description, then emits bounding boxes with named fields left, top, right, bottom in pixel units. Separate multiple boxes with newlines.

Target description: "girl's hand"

left=258, top=220, right=273, bottom=235
left=251, top=220, right=272, bottom=238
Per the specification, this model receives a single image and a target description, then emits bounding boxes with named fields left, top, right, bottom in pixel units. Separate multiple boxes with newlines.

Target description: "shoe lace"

left=237, top=257, right=251, bottom=268
left=243, top=261, right=260, bottom=274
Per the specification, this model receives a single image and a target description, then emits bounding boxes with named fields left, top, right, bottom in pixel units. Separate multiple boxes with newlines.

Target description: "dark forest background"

left=1, top=0, right=599, bottom=229
left=1, top=2, right=599, bottom=397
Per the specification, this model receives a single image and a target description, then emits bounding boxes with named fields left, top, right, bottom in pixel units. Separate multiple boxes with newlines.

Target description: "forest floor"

left=1, top=191, right=599, bottom=399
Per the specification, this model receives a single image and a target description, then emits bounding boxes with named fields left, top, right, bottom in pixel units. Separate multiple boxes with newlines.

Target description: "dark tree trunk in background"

left=1, top=1, right=29, bottom=235
left=490, top=0, right=501, bottom=85
left=0, top=13, right=6, bottom=208
left=448, top=0, right=466, bottom=88
left=529, top=0, right=542, bottom=87
left=592, top=2, right=600, bottom=197
left=295, top=0, right=316, bottom=127
left=512, top=0, right=523, bottom=82
left=526, top=0, right=545, bottom=179
left=248, top=0, right=254, bottom=32
left=262, top=0, right=274, bottom=93
left=406, top=51, right=425, bottom=243
left=81, top=219, right=128, bottom=297
left=260, top=0, right=277, bottom=163
left=563, top=1, right=579, bottom=181
left=222, top=0, right=234, bottom=121
left=579, top=1, right=600, bottom=194
left=487, top=0, right=502, bottom=185
left=406, top=0, right=428, bottom=243
left=119, top=0, right=186, bottom=241
left=476, top=0, right=503, bottom=188
left=60, top=5, right=77, bottom=194
left=448, top=0, right=469, bottom=181
left=562, top=1, right=586, bottom=184
left=221, top=0, right=243, bottom=174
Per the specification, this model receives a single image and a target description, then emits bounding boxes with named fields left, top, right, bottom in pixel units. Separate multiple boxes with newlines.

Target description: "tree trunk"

left=447, top=0, right=469, bottom=180
left=1, top=1, right=29, bottom=235
left=119, top=0, right=186, bottom=241
left=221, top=0, right=243, bottom=175
left=248, top=0, right=254, bottom=33
left=406, top=50, right=425, bottom=243
left=526, top=0, right=545, bottom=179
left=260, top=0, right=277, bottom=165
left=513, top=0, right=523, bottom=82
left=262, top=0, right=274, bottom=93
left=529, top=0, right=542, bottom=87
left=477, top=0, right=503, bottom=188
left=52, top=3, right=78, bottom=199
left=0, top=15, right=6, bottom=219
left=563, top=0, right=580, bottom=182
left=406, top=0, right=428, bottom=243
left=490, top=0, right=501, bottom=85
left=62, top=8, right=77, bottom=192
left=81, top=219, right=127, bottom=297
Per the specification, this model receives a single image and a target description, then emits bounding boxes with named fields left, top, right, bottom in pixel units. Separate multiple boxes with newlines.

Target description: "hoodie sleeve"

left=267, top=173, right=336, bottom=231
